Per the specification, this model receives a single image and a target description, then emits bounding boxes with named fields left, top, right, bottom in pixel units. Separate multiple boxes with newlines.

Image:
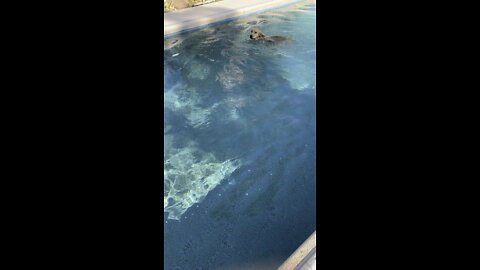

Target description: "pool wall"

left=164, top=0, right=306, bottom=37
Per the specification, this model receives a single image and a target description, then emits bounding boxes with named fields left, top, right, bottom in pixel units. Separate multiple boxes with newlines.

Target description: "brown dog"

left=249, top=28, right=290, bottom=43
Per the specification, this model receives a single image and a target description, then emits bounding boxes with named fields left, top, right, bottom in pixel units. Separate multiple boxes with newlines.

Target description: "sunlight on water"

left=164, top=1, right=316, bottom=269
left=163, top=0, right=316, bottom=223
left=164, top=139, right=241, bottom=220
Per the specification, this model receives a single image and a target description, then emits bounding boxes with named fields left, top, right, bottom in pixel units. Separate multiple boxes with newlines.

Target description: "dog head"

left=250, top=28, right=266, bottom=40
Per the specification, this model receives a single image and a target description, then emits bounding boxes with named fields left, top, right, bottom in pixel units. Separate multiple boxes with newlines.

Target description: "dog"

left=249, top=28, right=290, bottom=43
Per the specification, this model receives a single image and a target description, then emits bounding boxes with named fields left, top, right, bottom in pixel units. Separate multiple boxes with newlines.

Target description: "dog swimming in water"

left=249, top=28, right=291, bottom=43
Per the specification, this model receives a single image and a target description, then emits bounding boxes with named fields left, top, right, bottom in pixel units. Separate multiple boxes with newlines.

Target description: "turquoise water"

left=164, top=1, right=316, bottom=269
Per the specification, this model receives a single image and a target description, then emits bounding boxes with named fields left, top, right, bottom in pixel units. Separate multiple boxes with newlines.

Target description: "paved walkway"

left=164, top=0, right=303, bottom=36
left=169, top=0, right=189, bottom=9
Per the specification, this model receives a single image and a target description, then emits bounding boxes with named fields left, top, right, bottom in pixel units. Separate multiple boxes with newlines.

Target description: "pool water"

left=164, top=1, right=316, bottom=269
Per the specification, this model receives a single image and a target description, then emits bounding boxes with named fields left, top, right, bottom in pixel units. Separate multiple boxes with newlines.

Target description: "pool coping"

left=164, top=0, right=306, bottom=37
left=277, top=231, right=316, bottom=270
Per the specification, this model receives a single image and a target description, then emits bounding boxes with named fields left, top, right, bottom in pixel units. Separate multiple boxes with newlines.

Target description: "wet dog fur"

left=249, top=28, right=290, bottom=43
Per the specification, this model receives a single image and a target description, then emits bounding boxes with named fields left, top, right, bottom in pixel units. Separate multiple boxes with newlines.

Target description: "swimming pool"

left=164, top=1, right=316, bottom=269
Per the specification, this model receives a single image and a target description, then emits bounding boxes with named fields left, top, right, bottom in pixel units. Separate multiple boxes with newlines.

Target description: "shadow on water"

left=164, top=2, right=316, bottom=270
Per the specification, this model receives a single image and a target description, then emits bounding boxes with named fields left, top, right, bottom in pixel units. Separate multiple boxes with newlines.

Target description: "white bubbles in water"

left=200, top=36, right=220, bottom=45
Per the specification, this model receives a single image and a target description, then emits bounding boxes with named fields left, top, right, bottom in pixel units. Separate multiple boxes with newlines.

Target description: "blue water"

left=164, top=1, right=316, bottom=269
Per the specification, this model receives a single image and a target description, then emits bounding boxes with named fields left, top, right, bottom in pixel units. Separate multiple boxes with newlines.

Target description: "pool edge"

left=164, top=0, right=307, bottom=38
left=277, top=231, right=316, bottom=270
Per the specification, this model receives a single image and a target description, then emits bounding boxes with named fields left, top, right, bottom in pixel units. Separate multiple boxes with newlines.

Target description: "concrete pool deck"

left=164, top=0, right=305, bottom=36
left=278, top=231, right=316, bottom=270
